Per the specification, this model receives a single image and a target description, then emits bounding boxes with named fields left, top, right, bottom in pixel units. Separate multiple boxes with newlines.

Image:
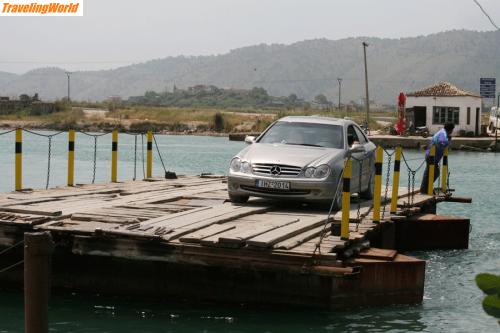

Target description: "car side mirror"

left=245, top=136, right=256, bottom=144
left=349, top=143, right=365, bottom=154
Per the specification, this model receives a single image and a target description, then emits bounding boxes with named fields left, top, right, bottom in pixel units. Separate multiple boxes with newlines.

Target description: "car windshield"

left=258, top=121, right=344, bottom=149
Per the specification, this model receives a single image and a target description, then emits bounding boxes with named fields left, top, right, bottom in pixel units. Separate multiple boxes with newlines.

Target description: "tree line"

left=126, top=85, right=311, bottom=109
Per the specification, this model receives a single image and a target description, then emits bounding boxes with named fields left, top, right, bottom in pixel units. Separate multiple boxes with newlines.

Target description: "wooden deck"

left=0, top=175, right=433, bottom=261
left=0, top=176, right=469, bottom=308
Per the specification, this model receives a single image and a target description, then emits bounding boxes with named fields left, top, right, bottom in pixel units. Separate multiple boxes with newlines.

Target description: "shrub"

left=213, top=112, right=224, bottom=132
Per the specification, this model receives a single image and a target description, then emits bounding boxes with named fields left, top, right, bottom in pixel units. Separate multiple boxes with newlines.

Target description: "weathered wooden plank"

left=0, top=206, right=62, bottom=216
left=358, top=248, right=397, bottom=261
left=127, top=183, right=227, bottom=205
left=397, top=194, right=433, bottom=207
left=273, top=225, right=326, bottom=250
left=179, top=224, right=236, bottom=243
left=136, top=207, right=212, bottom=230
left=442, top=196, right=472, bottom=203
left=216, top=216, right=300, bottom=248
left=162, top=205, right=271, bottom=242
left=246, top=216, right=328, bottom=249
left=333, top=200, right=373, bottom=222
left=70, top=213, right=140, bottom=224
left=291, top=235, right=346, bottom=254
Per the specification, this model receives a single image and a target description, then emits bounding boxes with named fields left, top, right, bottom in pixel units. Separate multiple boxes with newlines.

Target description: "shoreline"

left=229, top=132, right=499, bottom=152
left=0, top=123, right=231, bottom=137
left=2, top=124, right=498, bottom=151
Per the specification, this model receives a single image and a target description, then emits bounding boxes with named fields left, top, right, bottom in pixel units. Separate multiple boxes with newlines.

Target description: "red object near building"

left=395, top=92, right=406, bottom=135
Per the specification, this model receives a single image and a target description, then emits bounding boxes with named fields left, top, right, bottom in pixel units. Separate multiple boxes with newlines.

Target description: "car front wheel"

left=229, top=193, right=249, bottom=203
left=360, top=172, right=374, bottom=200
left=332, top=192, right=343, bottom=211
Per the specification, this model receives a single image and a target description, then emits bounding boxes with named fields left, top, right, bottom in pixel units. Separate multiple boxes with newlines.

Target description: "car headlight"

left=230, top=158, right=241, bottom=172
left=313, top=165, right=331, bottom=178
left=304, top=167, right=315, bottom=178
left=241, top=161, right=251, bottom=173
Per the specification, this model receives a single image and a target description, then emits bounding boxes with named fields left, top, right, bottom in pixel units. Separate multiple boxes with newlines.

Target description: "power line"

left=0, top=60, right=142, bottom=64
left=473, top=0, right=500, bottom=31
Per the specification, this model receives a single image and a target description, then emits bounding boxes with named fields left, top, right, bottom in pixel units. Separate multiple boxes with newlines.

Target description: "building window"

left=433, top=106, right=459, bottom=125
left=467, top=107, right=471, bottom=125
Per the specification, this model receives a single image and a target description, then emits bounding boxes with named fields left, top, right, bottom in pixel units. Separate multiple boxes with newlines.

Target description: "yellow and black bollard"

left=67, top=129, right=75, bottom=186
left=427, top=144, right=436, bottom=195
left=146, top=130, right=153, bottom=179
left=372, top=146, right=383, bottom=223
left=15, top=129, right=22, bottom=191
left=441, top=147, right=449, bottom=193
left=390, top=146, right=402, bottom=215
left=111, top=130, right=118, bottom=182
left=341, top=158, right=352, bottom=240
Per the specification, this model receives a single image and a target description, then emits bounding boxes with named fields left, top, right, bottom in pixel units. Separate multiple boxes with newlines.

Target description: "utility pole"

left=362, top=42, right=370, bottom=128
left=495, top=93, right=499, bottom=151
left=65, top=72, right=71, bottom=102
left=337, top=78, right=342, bottom=112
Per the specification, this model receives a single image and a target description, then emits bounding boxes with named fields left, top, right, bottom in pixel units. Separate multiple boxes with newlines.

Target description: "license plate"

left=255, top=179, right=290, bottom=190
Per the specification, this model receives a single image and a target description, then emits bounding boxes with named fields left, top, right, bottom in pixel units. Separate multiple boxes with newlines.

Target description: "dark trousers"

left=420, top=157, right=440, bottom=194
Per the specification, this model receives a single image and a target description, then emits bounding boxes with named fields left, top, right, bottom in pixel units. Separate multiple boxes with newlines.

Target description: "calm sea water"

left=0, top=132, right=498, bottom=332
left=0, top=131, right=244, bottom=192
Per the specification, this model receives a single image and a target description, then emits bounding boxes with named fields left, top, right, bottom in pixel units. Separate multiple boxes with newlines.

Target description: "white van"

left=489, top=107, right=500, bottom=132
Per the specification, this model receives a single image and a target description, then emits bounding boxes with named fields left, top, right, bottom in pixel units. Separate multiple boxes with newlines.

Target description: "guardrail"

left=338, top=144, right=450, bottom=240
left=0, top=128, right=164, bottom=191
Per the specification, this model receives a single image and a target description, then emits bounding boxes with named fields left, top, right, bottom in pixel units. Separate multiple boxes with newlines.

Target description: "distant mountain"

left=0, top=71, right=18, bottom=88
left=0, top=30, right=499, bottom=104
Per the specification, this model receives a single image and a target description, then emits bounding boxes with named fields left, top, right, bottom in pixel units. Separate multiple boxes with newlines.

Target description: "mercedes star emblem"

left=270, top=165, right=281, bottom=176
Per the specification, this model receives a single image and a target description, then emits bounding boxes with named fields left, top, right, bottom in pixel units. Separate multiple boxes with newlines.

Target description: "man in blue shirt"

left=420, top=123, right=455, bottom=194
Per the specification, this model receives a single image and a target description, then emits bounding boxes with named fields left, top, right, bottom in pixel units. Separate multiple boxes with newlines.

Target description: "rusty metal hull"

left=395, top=215, right=470, bottom=251
left=0, top=240, right=426, bottom=309
left=332, top=254, right=425, bottom=307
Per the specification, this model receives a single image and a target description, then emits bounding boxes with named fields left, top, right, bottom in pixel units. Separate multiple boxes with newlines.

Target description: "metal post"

left=341, top=158, right=352, bottom=240
left=146, top=130, right=153, bottom=178
left=15, top=129, right=22, bottom=191
left=390, top=147, right=402, bottom=215
left=337, top=78, right=342, bottom=112
left=24, top=232, right=54, bottom=333
left=441, top=147, right=448, bottom=193
left=67, top=129, right=75, bottom=186
left=362, top=42, right=370, bottom=127
left=372, top=146, right=383, bottom=223
left=427, top=145, right=436, bottom=195
left=111, top=130, right=118, bottom=182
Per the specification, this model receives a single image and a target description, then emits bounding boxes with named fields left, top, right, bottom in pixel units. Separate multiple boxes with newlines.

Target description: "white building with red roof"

left=406, top=82, right=482, bottom=135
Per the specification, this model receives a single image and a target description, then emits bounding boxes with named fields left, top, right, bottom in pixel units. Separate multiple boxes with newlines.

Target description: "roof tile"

left=407, top=81, right=481, bottom=98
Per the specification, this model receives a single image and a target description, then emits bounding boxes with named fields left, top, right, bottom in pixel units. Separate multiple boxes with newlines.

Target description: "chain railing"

left=0, top=128, right=170, bottom=192
left=350, top=156, right=364, bottom=231
left=401, top=151, right=426, bottom=208
left=381, top=148, right=394, bottom=219
left=309, top=158, right=348, bottom=263
left=324, top=143, right=452, bottom=246
left=152, top=133, right=169, bottom=178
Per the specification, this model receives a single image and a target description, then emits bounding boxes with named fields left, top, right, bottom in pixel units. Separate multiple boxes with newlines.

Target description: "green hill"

left=0, top=30, right=498, bottom=104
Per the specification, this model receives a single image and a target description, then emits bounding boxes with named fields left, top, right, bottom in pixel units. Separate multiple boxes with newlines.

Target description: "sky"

left=0, top=0, right=499, bottom=74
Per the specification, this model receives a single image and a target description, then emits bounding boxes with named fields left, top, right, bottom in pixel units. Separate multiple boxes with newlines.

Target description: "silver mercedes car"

left=227, top=116, right=376, bottom=208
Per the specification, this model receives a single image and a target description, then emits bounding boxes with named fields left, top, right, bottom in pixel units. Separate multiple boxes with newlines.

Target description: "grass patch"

left=0, top=105, right=395, bottom=134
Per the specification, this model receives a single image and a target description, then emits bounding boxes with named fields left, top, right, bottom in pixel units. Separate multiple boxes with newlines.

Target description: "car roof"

left=277, top=116, right=356, bottom=127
